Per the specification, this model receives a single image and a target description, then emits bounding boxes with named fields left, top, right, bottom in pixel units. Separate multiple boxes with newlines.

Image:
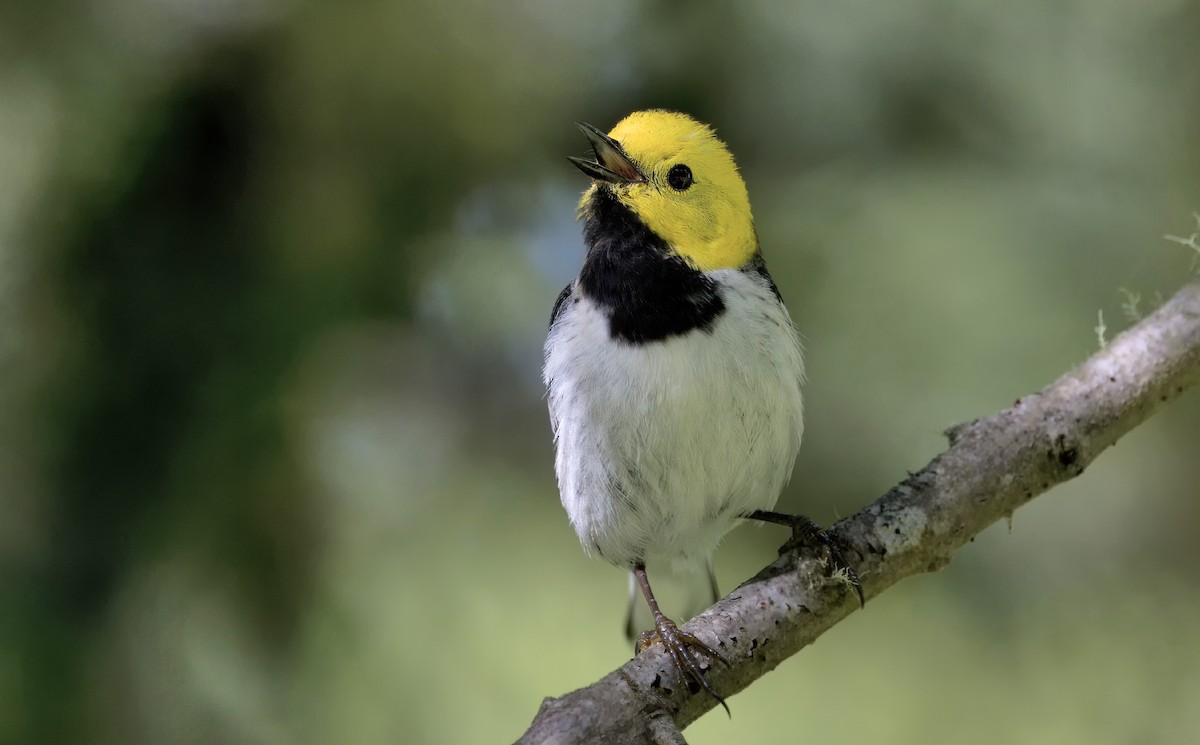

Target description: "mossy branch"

left=516, top=281, right=1200, bottom=745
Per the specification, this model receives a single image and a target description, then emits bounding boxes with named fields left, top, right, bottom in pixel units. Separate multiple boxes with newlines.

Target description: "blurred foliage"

left=2, top=1, right=1200, bottom=744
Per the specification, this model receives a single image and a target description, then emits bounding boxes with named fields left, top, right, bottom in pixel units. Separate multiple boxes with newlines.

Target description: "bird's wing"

left=548, top=282, right=574, bottom=329
left=743, top=251, right=782, bottom=302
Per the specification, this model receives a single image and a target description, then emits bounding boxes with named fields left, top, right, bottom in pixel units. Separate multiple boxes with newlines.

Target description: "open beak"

left=567, top=121, right=645, bottom=184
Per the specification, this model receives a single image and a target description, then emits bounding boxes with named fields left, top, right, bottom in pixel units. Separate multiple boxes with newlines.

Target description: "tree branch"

left=516, top=281, right=1200, bottom=745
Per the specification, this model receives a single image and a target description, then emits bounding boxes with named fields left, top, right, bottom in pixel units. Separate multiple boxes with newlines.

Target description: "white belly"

left=543, top=268, right=804, bottom=567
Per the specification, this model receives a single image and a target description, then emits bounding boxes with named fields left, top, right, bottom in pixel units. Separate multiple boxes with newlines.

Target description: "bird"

left=543, top=110, right=861, bottom=708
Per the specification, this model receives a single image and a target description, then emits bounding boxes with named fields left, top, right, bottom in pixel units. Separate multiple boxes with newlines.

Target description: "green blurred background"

left=3, top=1, right=1200, bottom=743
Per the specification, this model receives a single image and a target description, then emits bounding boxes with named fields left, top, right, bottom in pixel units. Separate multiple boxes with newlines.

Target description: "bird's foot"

left=636, top=615, right=729, bottom=715
left=748, top=510, right=864, bottom=607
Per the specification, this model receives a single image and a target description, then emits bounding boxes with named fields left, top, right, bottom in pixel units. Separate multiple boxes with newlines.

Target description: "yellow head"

left=569, top=111, right=756, bottom=272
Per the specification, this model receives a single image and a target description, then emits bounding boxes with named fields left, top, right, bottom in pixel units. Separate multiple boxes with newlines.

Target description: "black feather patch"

left=548, top=282, right=573, bottom=329
left=577, top=188, right=725, bottom=344
left=743, top=251, right=782, bottom=302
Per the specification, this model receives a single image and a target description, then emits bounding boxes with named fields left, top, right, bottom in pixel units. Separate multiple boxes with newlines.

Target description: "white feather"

left=543, top=268, right=804, bottom=569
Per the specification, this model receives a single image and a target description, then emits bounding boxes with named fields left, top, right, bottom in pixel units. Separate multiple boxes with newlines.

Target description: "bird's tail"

left=623, top=556, right=721, bottom=642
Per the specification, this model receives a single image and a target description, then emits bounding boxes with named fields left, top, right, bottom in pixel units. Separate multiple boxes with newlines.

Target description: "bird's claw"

left=636, top=616, right=730, bottom=715
left=778, top=515, right=865, bottom=607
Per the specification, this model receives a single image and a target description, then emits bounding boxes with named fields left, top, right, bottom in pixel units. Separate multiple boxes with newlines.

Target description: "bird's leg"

left=745, top=510, right=865, bottom=607
left=705, top=554, right=721, bottom=606
left=631, top=563, right=729, bottom=715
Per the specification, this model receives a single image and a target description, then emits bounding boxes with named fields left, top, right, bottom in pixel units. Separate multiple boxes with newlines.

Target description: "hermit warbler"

left=544, top=111, right=861, bottom=707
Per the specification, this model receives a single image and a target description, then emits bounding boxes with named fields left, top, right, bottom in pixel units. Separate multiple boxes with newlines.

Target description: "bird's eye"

left=666, top=164, right=693, bottom=191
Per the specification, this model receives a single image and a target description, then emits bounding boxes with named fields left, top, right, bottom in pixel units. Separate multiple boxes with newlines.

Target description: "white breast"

left=543, top=268, right=804, bottom=568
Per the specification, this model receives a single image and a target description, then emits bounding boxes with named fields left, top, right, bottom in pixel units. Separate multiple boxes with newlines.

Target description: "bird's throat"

left=578, top=189, right=726, bottom=344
